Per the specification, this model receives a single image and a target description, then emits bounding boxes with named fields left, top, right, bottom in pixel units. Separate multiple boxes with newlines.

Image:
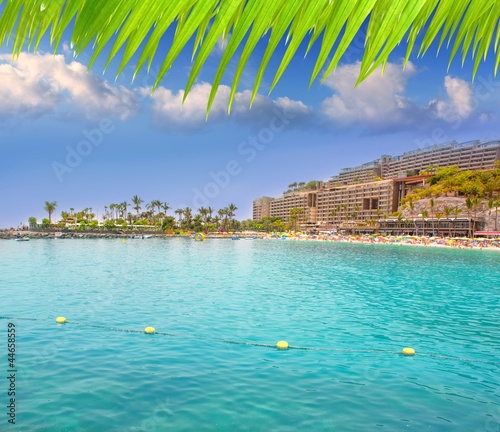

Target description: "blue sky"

left=1, top=16, right=500, bottom=227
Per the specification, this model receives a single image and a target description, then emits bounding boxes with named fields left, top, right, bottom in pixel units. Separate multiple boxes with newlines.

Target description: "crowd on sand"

left=262, top=232, right=500, bottom=251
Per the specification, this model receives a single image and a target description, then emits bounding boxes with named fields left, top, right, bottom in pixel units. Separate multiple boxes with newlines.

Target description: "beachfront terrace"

left=377, top=217, right=479, bottom=237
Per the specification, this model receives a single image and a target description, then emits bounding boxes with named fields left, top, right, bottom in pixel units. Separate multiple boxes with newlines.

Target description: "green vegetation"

left=402, top=165, right=500, bottom=204
left=241, top=217, right=285, bottom=233
left=31, top=198, right=240, bottom=233
left=284, top=180, right=318, bottom=194
left=398, top=165, right=500, bottom=236
left=43, top=201, right=57, bottom=223
left=2, top=1, right=497, bottom=117
left=289, top=207, right=304, bottom=231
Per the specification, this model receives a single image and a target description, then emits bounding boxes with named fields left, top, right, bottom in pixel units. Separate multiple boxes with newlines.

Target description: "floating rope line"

left=1, top=316, right=499, bottom=365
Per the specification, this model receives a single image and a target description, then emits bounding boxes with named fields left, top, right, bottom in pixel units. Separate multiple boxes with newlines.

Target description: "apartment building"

left=334, top=140, right=500, bottom=184
left=269, top=190, right=319, bottom=225
left=338, top=161, right=382, bottom=185
left=252, top=197, right=274, bottom=220
left=252, top=139, right=500, bottom=230
left=384, top=140, right=500, bottom=179
left=316, top=180, right=398, bottom=228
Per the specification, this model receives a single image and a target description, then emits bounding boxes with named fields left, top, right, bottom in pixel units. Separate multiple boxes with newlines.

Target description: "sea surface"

left=0, top=238, right=499, bottom=431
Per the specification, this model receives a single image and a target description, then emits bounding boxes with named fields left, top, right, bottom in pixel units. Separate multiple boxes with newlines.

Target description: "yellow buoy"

left=56, top=317, right=66, bottom=323
left=122, top=239, right=125, bottom=242
left=402, top=347, right=415, bottom=356
left=277, top=341, right=289, bottom=350
left=177, top=239, right=180, bottom=241
left=144, top=327, right=155, bottom=334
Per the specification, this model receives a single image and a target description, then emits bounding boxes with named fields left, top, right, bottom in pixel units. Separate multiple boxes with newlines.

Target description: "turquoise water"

left=1, top=239, right=499, bottom=431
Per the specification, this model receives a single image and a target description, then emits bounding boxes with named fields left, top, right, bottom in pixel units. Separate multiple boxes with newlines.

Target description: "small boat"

left=15, top=237, right=30, bottom=241
left=231, top=237, right=240, bottom=240
left=131, top=234, right=152, bottom=239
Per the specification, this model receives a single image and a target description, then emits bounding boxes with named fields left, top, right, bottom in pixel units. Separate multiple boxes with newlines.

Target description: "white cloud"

left=0, top=53, right=140, bottom=121
left=433, top=75, right=474, bottom=120
left=142, top=82, right=313, bottom=131
left=321, top=61, right=418, bottom=127
left=320, top=61, right=487, bottom=131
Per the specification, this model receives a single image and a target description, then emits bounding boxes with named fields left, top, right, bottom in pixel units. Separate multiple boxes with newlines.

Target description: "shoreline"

left=262, top=234, right=500, bottom=252
left=2, top=230, right=500, bottom=252
left=0, top=231, right=260, bottom=240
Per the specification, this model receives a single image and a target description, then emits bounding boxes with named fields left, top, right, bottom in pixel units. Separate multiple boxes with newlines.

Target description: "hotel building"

left=252, top=196, right=273, bottom=220
left=384, top=140, right=500, bottom=179
left=337, top=161, right=382, bottom=185
left=267, top=190, right=319, bottom=226
left=316, top=179, right=398, bottom=226
left=252, top=139, right=500, bottom=230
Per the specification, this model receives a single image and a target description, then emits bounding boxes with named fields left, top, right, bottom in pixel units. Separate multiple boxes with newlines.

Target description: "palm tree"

left=344, top=214, right=350, bottom=234
left=495, top=200, right=500, bottom=232
left=198, top=207, right=208, bottom=226
left=444, top=206, right=451, bottom=237
left=436, top=212, right=443, bottom=236
left=396, top=212, right=403, bottom=235
left=453, top=206, right=462, bottom=238
left=151, top=200, right=162, bottom=216
left=289, top=214, right=298, bottom=231
left=109, top=203, right=117, bottom=221
left=175, top=209, right=184, bottom=225
left=207, top=206, right=214, bottom=222
left=354, top=204, right=360, bottom=222
left=330, top=210, right=337, bottom=229
left=465, top=196, right=473, bottom=238
left=218, top=208, right=227, bottom=231
left=227, top=203, right=238, bottom=229
left=487, top=198, right=495, bottom=238
left=44, top=201, right=57, bottom=223
left=131, top=195, right=144, bottom=216
left=472, top=195, right=483, bottom=236
left=408, top=199, right=417, bottom=235
left=213, top=215, right=221, bottom=230
left=290, top=207, right=304, bottom=231
left=183, top=207, right=193, bottom=227
left=421, top=210, right=428, bottom=237
left=146, top=202, right=156, bottom=224
left=161, top=202, right=171, bottom=217
left=121, top=201, right=129, bottom=218
left=429, top=198, right=435, bottom=235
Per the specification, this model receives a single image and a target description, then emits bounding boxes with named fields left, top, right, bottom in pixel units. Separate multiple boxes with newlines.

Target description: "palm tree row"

left=174, top=204, right=238, bottom=231
left=40, top=198, right=239, bottom=232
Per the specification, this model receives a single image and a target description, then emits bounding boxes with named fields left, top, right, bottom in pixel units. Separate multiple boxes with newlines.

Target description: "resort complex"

left=253, top=140, right=500, bottom=236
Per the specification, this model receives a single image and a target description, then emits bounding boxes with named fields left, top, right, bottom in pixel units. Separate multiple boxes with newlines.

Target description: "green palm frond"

left=1, top=0, right=500, bottom=117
